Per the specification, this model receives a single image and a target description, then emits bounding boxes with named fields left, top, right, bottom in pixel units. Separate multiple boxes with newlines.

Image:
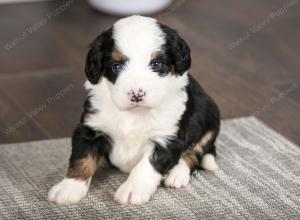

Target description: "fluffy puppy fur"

left=48, top=15, right=220, bottom=205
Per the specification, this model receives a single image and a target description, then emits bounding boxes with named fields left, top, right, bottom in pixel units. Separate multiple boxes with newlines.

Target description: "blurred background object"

left=88, top=0, right=173, bottom=15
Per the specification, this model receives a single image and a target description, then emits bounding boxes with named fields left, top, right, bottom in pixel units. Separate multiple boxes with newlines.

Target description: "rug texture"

left=0, top=117, right=299, bottom=220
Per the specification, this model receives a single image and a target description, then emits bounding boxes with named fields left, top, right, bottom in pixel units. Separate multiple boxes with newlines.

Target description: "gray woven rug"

left=0, top=117, right=299, bottom=220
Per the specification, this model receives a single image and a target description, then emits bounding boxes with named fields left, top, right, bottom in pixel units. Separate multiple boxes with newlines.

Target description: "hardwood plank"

left=0, top=68, right=85, bottom=143
left=0, top=87, right=49, bottom=143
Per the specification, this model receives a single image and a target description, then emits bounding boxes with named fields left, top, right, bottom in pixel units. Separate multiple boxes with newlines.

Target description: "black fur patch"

left=177, top=75, right=220, bottom=151
left=150, top=139, right=182, bottom=174
left=84, top=28, right=117, bottom=84
left=150, top=74, right=220, bottom=174
left=158, top=23, right=191, bottom=76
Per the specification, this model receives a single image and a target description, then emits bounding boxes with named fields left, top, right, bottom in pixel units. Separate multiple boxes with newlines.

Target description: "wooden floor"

left=0, top=0, right=299, bottom=145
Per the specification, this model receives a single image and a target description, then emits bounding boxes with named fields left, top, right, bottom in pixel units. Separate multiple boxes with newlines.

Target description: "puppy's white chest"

left=109, top=127, right=151, bottom=173
left=85, top=77, right=188, bottom=173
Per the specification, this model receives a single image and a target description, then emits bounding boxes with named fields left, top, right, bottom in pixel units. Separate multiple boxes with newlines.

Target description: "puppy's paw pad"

left=114, top=180, right=153, bottom=205
left=165, top=160, right=190, bottom=188
left=48, top=178, right=89, bottom=204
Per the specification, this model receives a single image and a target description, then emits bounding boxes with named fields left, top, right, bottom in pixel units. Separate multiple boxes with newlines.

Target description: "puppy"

left=48, top=15, right=220, bottom=205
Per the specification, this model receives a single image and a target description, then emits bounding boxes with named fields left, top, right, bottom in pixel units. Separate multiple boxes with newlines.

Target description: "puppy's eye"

left=150, top=60, right=162, bottom=70
left=112, top=63, right=124, bottom=73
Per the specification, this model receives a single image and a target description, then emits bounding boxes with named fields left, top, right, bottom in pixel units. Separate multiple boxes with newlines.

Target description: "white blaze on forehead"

left=112, top=15, right=165, bottom=61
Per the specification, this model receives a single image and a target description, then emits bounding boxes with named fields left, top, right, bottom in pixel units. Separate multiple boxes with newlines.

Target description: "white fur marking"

left=114, top=152, right=161, bottom=204
left=201, top=154, right=218, bottom=171
left=48, top=178, right=90, bottom=204
left=113, top=15, right=164, bottom=60
left=165, top=159, right=190, bottom=188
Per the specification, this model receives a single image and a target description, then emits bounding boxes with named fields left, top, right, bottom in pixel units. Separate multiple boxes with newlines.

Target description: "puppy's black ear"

left=85, top=29, right=112, bottom=84
left=160, top=24, right=191, bottom=75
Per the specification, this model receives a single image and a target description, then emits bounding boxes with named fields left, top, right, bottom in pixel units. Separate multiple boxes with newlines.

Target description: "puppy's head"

left=85, top=15, right=191, bottom=110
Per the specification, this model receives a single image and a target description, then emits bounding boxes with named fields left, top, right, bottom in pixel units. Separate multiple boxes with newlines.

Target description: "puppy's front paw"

left=114, top=179, right=156, bottom=205
left=165, top=160, right=190, bottom=188
left=48, top=178, right=90, bottom=204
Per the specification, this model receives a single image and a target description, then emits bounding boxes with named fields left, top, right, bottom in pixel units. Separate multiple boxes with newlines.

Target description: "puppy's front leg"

left=48, top=124, right=110, bottom=204
left=114, top=141, right=181, bottom=204
left=114, top=150, right=161, bottom=205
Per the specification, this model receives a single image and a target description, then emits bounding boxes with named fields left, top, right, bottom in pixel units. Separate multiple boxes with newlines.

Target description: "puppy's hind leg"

left=201, top=144, right=218, bottom=171
left=164, top=152, right=219, bottom=189
left=183, top=131, right=219, bottom=172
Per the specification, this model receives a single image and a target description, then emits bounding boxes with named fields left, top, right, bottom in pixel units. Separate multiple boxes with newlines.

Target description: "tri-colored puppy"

left=48, top=15, right=220, bottom=205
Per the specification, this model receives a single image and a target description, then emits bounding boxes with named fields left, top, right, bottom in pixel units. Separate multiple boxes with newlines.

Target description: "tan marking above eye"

left=150, top=51, right=161, bottom=60
left=112, top=50, right=126, bottom=61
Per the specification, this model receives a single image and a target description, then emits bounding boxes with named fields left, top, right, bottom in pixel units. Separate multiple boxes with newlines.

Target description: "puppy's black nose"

left=128, top=89, right=146, bottom=103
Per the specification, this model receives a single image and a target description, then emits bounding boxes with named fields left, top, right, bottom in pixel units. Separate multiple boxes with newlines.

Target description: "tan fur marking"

left=194, top=131, right=214, bottom=152
left=182, top=151, right=199, bottom=169
left=151, top=51, right=160, bottom=60
left=181, top=131, right=215, bottom=169
left=112, top=50, right=125, bottom=61
left=67, top=154, right=97, bottom=180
